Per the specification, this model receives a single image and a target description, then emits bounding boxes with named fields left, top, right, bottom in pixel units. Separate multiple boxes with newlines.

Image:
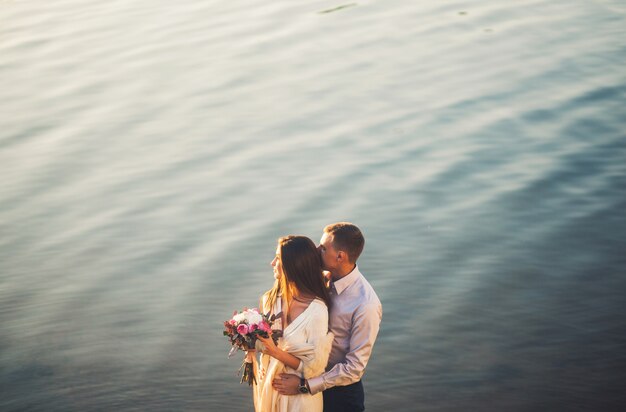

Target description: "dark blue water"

left=1, top=1, right=625, bottom=410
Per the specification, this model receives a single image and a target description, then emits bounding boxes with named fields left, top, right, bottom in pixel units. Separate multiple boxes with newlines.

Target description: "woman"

left=252, top=235, right=334, bottom=412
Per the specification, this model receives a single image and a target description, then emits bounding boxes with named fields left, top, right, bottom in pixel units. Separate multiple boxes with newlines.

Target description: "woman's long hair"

left=262, top=236, right=331, bottom=316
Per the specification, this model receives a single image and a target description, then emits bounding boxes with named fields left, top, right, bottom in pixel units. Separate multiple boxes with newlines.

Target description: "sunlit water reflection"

left=1, top=1, right=625, bottom=411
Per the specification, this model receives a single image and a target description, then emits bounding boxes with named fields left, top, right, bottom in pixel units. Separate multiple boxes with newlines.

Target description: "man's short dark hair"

left=324, top=222, right=364, bottom=264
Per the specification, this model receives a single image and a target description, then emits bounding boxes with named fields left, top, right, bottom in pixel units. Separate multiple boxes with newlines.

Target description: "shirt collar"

left=332, top=265, right=361, bottom=295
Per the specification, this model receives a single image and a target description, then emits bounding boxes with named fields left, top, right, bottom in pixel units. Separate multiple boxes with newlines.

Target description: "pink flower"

left=249, top=324, right=258, bottom=332
left=237, top=324, right=249, bottom=335
left=229, top=319, right=237, bottom=326
left=259, top=320, right=271, bottom=332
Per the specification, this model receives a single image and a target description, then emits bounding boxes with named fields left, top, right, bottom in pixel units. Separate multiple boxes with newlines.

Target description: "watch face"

left=298, top=386, right=309, bottom=394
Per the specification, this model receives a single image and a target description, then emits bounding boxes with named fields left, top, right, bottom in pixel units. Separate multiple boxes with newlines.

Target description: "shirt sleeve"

left=307, top=302, right=382, bottom=394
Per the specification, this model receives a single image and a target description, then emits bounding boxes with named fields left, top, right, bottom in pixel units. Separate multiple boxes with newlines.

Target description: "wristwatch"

left=298, top=377, right=310, bottom=394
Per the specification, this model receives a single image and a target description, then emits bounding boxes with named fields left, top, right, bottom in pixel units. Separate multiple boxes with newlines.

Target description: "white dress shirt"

left=307, top=265, right=382, bottom=394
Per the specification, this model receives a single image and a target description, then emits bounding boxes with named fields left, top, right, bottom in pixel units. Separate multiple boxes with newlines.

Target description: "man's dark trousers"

left=323, top=381, right=365, bottom=412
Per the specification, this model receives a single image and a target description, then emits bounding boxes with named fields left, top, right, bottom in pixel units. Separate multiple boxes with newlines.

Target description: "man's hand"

left=272, top=373, right=300, bottom=395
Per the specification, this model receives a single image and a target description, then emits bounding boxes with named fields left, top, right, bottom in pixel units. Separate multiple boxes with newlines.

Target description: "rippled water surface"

left=1, top=1, right=625, bottom=411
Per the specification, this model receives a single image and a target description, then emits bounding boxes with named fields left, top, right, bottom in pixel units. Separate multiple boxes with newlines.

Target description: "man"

left=272, top=222, right=382, bottom=412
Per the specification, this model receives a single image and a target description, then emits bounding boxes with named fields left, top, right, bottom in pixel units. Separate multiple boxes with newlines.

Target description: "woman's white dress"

left=253, top=297, right=333, bottom=412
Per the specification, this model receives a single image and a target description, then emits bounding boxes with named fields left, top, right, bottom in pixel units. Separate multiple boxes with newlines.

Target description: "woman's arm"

left=256, top=335, right=301, bottom=370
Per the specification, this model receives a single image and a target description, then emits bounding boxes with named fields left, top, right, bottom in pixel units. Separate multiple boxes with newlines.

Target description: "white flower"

left=245, top=310, right=263, bottom=325
left=232, top=312, right=247, bottom=323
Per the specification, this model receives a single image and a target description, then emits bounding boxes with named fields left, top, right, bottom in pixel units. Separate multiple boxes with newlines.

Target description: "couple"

left=252, top=222, right=382, bottom=412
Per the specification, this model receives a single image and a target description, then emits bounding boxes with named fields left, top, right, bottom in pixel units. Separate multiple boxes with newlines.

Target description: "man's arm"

left=308, top=302, right=381, bottom=393
left=274, top=302, right=381, bottom=395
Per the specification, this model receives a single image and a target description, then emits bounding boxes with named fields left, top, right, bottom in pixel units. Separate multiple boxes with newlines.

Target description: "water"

left=1, top=1, right=625, bottom=411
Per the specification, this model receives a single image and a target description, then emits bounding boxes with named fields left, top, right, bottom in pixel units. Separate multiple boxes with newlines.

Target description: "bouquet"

left=223, top=307, right=282, bottom=385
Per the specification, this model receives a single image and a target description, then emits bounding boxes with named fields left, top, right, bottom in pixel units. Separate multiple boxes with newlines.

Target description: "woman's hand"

left=257, top=333, right=302, bottom=370
left=244, top=348, right=255, bottom=363
left=257, top=334, right=277, bottom=357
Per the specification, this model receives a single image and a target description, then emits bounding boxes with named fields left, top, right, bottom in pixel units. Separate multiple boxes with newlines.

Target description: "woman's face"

left=270, top=246, right=283, bottom=280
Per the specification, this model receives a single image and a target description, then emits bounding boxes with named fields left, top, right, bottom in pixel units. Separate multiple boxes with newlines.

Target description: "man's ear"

left=336, top=250, right=345, bottom=262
